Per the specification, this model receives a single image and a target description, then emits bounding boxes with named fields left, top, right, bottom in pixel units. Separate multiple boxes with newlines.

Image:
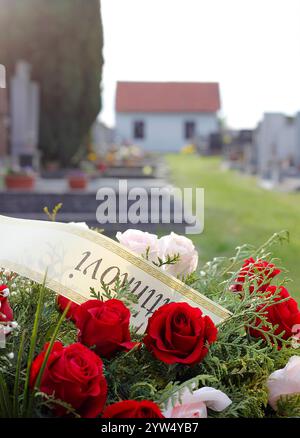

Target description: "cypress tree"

left=0, top=0, right=104, bottom=166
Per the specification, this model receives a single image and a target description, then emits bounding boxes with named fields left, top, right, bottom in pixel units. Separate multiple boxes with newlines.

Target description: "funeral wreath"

left=0, top=227, right=299, bottom=418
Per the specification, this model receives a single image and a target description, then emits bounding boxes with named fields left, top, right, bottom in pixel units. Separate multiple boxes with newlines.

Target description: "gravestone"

left=0, top=65, right=8, bottom=157
left=0, top=64, right=5, bottom=89
left=10, top=61, right=40, bottom=168
left=270, top=158, right=283, bottom=184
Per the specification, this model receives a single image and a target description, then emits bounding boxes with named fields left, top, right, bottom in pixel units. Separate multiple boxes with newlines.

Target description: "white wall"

left=115, top=112, right=218, bottom=152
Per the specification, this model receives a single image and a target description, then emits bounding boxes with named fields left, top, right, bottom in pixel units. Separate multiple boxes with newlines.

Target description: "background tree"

left=0, top=0, right=104, bottom=166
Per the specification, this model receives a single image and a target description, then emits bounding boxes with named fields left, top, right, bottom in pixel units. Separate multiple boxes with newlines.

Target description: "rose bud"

left=231, top=258, right=281, bottom=293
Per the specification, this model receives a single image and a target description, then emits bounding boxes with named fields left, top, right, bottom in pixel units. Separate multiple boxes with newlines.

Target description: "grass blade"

left=0, top=371, right=12, bottom=418
left=26, top=303, right=70, bottom=416
left=22, top=280, right=46, bottom=416
left=13, top=330, right=26, bottom=417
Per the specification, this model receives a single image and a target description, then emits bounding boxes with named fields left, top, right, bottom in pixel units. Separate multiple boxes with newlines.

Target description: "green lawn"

left=167, top=154, right=300, bottom=301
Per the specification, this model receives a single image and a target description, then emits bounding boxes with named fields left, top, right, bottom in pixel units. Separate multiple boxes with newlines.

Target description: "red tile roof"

left=116, top=81, right=220, bottom=113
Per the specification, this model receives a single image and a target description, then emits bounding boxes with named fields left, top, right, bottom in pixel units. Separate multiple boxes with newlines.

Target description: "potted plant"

left=44, top=160, right=60, bottom=172
left=5, top=168, right=36, bottom=190
left=96, top=161, right=107, bottom=174
left=67, top=170, right=88, bottom=190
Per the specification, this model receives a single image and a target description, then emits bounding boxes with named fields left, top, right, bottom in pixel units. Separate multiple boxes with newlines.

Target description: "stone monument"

left=10, top=61, right=40, bottom=168
left=0, top=64, right=8, bottom=158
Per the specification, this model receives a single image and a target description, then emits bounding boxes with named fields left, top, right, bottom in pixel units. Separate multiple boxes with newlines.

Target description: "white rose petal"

left=158, top=232, right=198, bottom=277
left=267, top=356, right=300, bottom=410
left=164, top=386, right=232, bottom=418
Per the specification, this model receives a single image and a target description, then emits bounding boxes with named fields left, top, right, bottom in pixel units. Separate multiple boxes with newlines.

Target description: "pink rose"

left=267, top=356, right=300, bottom=410
left=116, top=229, right=159, bottom=261
left=158, top=232, right=198, bottom=277
left=163, top=386, right=232, bottom=418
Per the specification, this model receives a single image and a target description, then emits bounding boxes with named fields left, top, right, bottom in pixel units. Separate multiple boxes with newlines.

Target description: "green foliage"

left=152, top=253, right=181, bottom=268
left=102, top=232, right=299, bottom=418
left=90, top=276, right=138, bottom=313
left=0, top=278, right=75, bottom=417
left=0, top=0, right=103, bottom=166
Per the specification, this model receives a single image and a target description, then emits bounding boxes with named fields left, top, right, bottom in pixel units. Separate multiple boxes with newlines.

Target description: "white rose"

left=267, top=356, right=300, bottom=410
left=158, top=232, right=198, bottom=277
left=163, top=386, right=232, bottom=418
left=116, top=229, right=159, bottom=261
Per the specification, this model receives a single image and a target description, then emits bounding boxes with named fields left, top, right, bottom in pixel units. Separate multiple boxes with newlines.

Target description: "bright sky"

left=100, top=0, right=300, bottom=129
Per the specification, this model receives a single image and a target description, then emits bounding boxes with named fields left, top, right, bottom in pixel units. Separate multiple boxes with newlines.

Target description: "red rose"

left=75, top=299, right=136, bottom=358
left=30, top=341, right=107, bottom=418
left=249, top=286, right=300, bottom=345
left=231, top=258, right=281, bottom=293
left=57, top=295, right=79, bottom=321
left=144, top=302, right=217, bottom=366
left=102, top=400, right=164, bottom=418
left=0, top=285, right=13, bottom=322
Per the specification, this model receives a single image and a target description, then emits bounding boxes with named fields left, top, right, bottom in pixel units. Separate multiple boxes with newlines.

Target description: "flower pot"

left=5, top=174, right=36, bottom=190
left=68, top=175, right=88, bottom=190
left=96, top=162, right=107, bottom=175
left=44, top=161, right=60, bottom=172
left=123, top=158, right=138, bottom=167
